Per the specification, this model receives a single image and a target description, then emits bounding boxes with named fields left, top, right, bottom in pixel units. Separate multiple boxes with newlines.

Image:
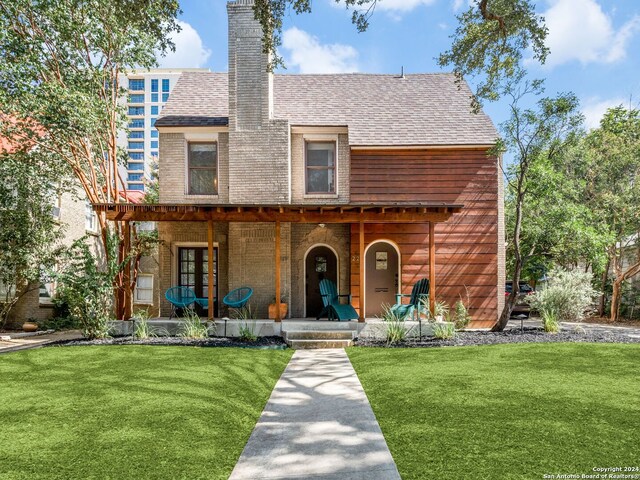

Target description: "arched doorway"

left=305, top=245, right=338, bottom=318
left=365, top=240, right=400, bottom=317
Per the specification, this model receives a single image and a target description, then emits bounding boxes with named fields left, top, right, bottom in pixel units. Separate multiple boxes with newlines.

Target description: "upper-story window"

left=305, top=141, right=336, bottom=194
left=128, top=94, right=144, bottom=104
left=162, top=79, right=170, bottom=92
left=129, top=79, right=145, bottom=91
left=128, top=106, right=144, bottom=116
left=151, top=106, right=159, bottom=115
left=151, top=79, right=158, bottom=93
left=151, top=93, right=158, bottom=103
left=188, top=143, right=217, bottom=195
left=162, top=93, right=170, bottom=102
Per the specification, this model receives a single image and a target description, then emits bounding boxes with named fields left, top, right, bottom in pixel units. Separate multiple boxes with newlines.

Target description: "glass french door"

left=178, top=247, right=218, bottom=316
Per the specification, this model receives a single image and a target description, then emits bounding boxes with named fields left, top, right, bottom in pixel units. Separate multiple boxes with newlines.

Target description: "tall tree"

left=575, top=107, right=640, bottom=321
left=0, top=0, right=180, bottom=319
left=492, top=79, right=584, bottom=331
left=0, top=145, right=68, bottom=326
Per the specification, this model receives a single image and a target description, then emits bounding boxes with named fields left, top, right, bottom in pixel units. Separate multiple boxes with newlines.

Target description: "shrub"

left=421, top=298, right=450, bottom=322
left=433, top=322, right=456, bottom=340
left=178, top=308, right=210, bottom=339
left=231, top=304, right=256, bottom=321
left=528, top=267, right=599, bottom=324
left=453, top=300, right=471, bottom=330
left=541, top=310, right=559, bottom=333
left=238, top=322, right=258, bottom=342
left=54, top=238, right=114, bottom=339
left=380, top=304, right=412, bottom=345
left=131, top=310, right=167, bottom=339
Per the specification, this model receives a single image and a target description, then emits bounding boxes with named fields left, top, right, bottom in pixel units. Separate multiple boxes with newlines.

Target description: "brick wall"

left=157, top=222, right=229, bottom=317
left=158, top=132, right=230, bottom=204
left=228, top=222, right=291, bottom=318
left=291, top=133, right=350, bottom=204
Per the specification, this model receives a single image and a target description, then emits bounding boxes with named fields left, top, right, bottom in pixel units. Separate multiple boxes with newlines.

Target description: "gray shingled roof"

left=159, top=72, right=498, bottom=145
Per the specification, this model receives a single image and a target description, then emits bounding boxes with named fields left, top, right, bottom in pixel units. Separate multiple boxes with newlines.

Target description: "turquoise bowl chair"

left=165, top=286, right=197, bottom=319
left=223, top=287, right=253, bottom=312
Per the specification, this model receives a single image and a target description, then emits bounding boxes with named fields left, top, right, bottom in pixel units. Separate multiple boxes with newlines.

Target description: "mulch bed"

left=354, top=327, right=640, bottom=348
left=51, top=336, right=288, bottom=349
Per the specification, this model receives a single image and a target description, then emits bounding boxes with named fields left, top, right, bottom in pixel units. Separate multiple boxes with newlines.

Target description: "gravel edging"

left=50, top=335, right=288, bottom=349
left=354, top=327, right=640, bottom=348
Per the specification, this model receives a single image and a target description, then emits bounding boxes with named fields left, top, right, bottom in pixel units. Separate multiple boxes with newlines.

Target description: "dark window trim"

left=177, top=247, right=218, bottom=317
left=187, top=141, right=218, bottom=196
left=304, top=140, right=337, bottom=195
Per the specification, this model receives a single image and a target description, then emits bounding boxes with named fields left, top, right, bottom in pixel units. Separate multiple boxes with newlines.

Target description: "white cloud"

left=543, top=0, right=640, bottom=67
left=374, top=0, right=436, bottom=11
left=452, top=0, right=473, bottom=12
left=282, top=27, right=359, bottom=74
left=157, top=21, right=211, bottom=68
left=582, top=97, right=627, bottom=129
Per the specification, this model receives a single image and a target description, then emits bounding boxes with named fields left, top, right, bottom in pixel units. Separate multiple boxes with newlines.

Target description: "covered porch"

left=94, top=202, right=461, bottom=322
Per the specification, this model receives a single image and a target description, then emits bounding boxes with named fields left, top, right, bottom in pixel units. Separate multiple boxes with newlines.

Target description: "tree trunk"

left=598, top=258, right=610, bottom=317
left=610, top=279, right=623, bottom=322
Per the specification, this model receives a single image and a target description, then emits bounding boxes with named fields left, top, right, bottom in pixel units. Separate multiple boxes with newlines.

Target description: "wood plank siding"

left=349, top=148, right=501, bottom=328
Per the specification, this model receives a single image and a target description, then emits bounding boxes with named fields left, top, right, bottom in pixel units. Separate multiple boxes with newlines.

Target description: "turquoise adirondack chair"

left=390, top=278, right=430, bottom=321
left=317, top=279, right=359, bottom=321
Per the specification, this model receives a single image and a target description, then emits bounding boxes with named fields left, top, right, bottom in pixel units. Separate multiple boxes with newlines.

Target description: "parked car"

left=505, top=281, right=535, bottom=317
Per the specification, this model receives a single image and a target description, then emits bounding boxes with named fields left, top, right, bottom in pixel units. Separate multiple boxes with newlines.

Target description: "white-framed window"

left=135, top=274, right=154, bottom=304
left=187, top=142, right=218, bottom=195
left=305, top=140, right=336, bottom=194
left=85, top=201, right=98, bottom=233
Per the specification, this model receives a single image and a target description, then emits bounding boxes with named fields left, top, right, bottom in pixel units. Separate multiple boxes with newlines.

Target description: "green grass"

left=0, top=346, right=292, bottom=480
left=348, top=343, right=640, bottom=480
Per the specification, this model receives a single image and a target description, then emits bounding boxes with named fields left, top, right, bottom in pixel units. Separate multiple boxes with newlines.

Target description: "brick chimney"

left=227, top=0, right=274, bottom=131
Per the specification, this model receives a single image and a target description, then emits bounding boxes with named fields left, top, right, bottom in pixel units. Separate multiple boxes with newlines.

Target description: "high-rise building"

left=120, top=68, right=210, bottom=192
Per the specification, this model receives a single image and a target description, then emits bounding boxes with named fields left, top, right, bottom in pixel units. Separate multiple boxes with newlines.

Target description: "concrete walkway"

left=229, top=349, right=401, bottom=480
left=0, top=330, right=83, bottom=354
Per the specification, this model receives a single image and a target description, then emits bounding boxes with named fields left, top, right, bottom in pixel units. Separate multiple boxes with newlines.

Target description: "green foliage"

left=453, top=300, right=471, bottom=330
left=541, top=310, right=559, bottom=333
left=39, top=315, right=78, bottom=332
left=143, top=159, right=160, bottom=204
left=432, top=322, right=456, bottom=340
left=232, top=304, right=257, bottom=321
left=54, top=236, right=120, bottom=339
left=0, top=149, right=67, bottom=326
left=380, top=304, right=411, bottom=345
left=178, top=308, right=209, bottom=339
left=0, top=347, right=293, bottom=479
left=438, top=0, right=548, bottom=110
left=132, top=309, right=167, bottom=339
left=238, top=322, right=258, bottom=342
left=528, top=267, right=599, bottom=324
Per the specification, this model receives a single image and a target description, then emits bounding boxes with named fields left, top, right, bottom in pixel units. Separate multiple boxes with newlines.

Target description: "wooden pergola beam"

left=207, top=219, right=215, bottom=321
left=99, top=209, right=456, bottom=224
left=275, top=220, right=281, bottom=322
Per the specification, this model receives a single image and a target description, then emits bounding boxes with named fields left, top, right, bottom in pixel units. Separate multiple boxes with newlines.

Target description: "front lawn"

left=348, top=343, right=640, bottom=480
left=0, top=346, right=292, bottom=480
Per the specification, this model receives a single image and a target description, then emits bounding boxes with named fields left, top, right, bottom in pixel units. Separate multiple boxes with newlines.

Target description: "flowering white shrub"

left=528, top=267, right=599, bottom=324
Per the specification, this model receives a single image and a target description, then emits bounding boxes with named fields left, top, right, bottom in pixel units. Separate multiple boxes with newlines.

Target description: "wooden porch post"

left=123, top=220, right=132, bottom=320
left=359, top=221, right=365, bottom=322
left=429, top=221, right=436, bottom=316
left=207, top=219, right=215, bottom=320
left=275, top=220, right=281, bottom=322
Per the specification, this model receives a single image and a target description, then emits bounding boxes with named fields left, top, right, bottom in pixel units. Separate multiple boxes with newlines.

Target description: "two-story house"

left=97, top=0, right=504, bottom=329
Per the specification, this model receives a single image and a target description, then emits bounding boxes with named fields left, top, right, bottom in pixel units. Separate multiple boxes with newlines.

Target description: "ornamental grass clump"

left=528, top=267, right=599, bottom=333
left=178, top=308, right=210, bottom=339
left=238, top=322, right=258, bottom=342
left=132, top=310, right=168, bottom=339
left=433, top=322, right=456, bottom=340
left=453, top=300, right=471, bottom=330
left=380, top=305, right=412, bottom=345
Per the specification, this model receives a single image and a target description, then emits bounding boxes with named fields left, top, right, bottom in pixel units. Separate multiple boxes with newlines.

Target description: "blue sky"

left=160, top=0, right=640, bottom=130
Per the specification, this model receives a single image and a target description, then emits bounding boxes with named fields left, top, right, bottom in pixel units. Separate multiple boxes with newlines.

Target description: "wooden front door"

left=305, top=246, right=338, bottom=318
left=365, top=242, right=399, bottom=317
left=178, top=247, right=218, bottom=317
